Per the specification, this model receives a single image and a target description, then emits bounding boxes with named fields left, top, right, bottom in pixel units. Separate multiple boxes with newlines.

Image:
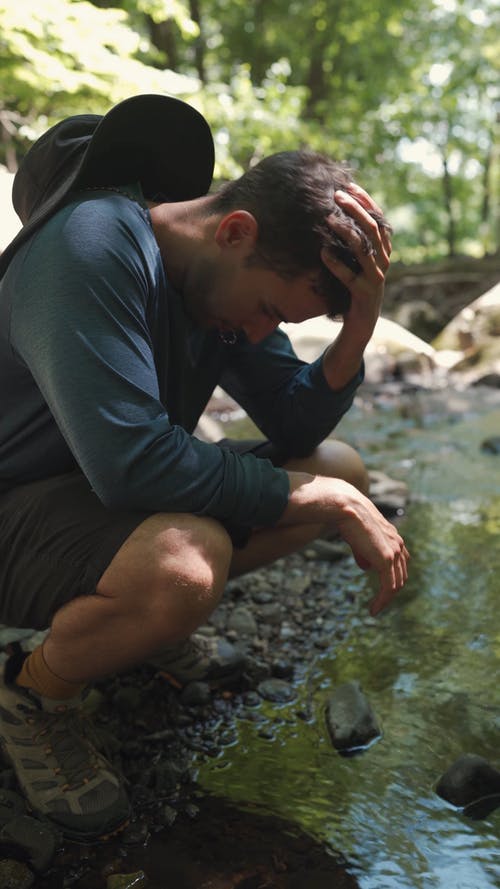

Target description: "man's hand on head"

left=320, top=186, right=392, bottom=342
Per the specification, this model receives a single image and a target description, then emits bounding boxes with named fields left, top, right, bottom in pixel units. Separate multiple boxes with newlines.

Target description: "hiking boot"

left=148, top=633, right=245, bottom=689
left=0, top=656, right=130, bottom=842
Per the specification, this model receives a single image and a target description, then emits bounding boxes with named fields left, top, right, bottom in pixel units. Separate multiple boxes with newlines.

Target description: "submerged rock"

left=257, top=678, right=296, bottom=703
left=0, top=859, right=34, bottom=889
left=325, top=681, right=381, bottom=753
left=0, top=815, right=57, bottom=873
left=436, top=753, right=500, bottom=818
left=481, top=436, right=500, bottom=455
left=106, top=871, right=148, bottom=889
left=0, top=790, right=26, bottom=827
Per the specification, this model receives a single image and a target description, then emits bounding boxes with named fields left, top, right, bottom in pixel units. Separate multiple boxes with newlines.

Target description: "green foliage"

left=0, top=0, right=498, bottom=259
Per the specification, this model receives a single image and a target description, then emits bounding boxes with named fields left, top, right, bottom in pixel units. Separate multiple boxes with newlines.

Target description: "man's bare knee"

left=284, top=440, right=369, bottom=495
left=96, top=513, right=233, bottom=642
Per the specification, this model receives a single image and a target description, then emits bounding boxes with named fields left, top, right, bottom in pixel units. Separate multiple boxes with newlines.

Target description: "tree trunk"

left=149, top=18, right=179, bottom=71
left=442, top=153, right=457, bottom=257
left=189, top=0, right=206, bottom=83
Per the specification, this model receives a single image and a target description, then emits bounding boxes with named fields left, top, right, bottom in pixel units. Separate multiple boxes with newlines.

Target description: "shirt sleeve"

left=220, top=327, right=364, bottom=458
left=10, top=197, right=289, bottom=527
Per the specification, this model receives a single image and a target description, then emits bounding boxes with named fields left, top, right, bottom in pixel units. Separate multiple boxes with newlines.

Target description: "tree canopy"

left=0, top=0, right=498, bottom=261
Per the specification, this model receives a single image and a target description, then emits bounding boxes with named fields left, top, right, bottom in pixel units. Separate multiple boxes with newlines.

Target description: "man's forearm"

left=321, top=318, right=372, bottom=391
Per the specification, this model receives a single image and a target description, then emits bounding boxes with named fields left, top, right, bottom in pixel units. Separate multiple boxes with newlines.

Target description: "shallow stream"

left=199, top=382, right=500, bottom=889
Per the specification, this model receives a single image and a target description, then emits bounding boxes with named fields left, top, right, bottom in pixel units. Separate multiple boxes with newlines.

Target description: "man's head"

left=205, top=150, right=391, bottom=320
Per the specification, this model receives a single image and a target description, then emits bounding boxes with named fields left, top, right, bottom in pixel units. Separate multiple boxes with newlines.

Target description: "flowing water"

left=199, top=383, right=500, bottom=889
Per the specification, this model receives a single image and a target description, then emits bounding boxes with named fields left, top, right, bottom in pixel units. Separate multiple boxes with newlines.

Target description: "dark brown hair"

left=208, top=150, right=390, bottom=317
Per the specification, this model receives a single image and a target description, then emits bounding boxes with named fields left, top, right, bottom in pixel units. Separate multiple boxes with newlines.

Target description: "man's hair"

left=207, top=150, right=391, bottom=318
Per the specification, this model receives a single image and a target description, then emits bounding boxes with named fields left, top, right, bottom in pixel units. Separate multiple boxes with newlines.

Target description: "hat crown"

left=13, top=115, right=100, bottom=225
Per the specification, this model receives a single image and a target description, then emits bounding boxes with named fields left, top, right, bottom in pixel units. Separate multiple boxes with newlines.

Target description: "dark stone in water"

left=0, top=790, right=26, bottom=828
left=0, top=858, right=34, bottom=889
left=180, top=681, right=211, bottom=707
left=257, top=679, right=296, bottom=703
left=325, top=681, right=381, bottom=753
left=480, top=436, right=500, bottom=455
left=436, top=753, right=500, bottom=818
left=472, top=372, right=500, bottom=389
left=0, top=815, right=57, bottom=872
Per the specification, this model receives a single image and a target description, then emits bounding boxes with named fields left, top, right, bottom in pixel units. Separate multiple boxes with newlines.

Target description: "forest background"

left=0, top=0, right=498, bottom=266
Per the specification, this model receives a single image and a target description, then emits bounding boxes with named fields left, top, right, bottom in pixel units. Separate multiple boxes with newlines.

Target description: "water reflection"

left=201, top=394, right=500, bottom=888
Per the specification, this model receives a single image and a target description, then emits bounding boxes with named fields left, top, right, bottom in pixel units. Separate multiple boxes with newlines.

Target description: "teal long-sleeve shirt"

left=0, top=189, right=363, bottom=528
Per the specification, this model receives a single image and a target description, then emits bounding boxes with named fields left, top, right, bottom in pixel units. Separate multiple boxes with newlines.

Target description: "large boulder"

left=282, top=315, right=437, bottom=384
left=431, top=282, right=500, bottom=382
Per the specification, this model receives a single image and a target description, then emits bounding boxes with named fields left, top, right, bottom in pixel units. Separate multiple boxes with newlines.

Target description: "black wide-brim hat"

left=0, top=93, right=214, bottom=278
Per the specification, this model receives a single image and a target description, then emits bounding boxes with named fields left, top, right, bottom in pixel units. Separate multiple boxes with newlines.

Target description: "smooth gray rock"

left=325, top=681, right=381, bottom=752
left=257, top=678, right=296, bottom=704
left=436, top=753, right=500, bottom=817
left=227, top=606, right=258, bottom=636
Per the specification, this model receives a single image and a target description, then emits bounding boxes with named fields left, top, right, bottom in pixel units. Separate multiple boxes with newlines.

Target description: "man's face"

left=186, top=246, right=330, bottom=345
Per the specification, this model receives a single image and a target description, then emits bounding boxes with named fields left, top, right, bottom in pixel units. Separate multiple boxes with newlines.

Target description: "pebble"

left=181, top=681, right=211, bottom=707
left=257, top=603, right=282, bottom=624
left=0, top=859, right=34, bottom=889
left=119, top=820, right=150, bottom=846
left=270, top=659, right=294, bottom=680
left=251, top=589, right=274, bottom=604
left=161, top=804, right=178, bottom=828
left=227, top=607, right=258, bottom=635
left=257, top=679, right=296, bottom=704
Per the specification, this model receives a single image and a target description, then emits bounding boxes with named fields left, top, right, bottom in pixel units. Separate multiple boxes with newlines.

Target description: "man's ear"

left=214, top=210, right=258, bottom=248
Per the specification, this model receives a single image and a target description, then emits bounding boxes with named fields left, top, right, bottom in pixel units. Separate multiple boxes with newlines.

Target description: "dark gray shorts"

left=0, top=439, right=286, bottom=631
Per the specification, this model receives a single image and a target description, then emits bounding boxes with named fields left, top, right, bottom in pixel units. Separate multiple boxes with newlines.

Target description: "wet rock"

left=368, top=470, right=408, bottom=516
left=481, top=436, right=500, bottom=455
left=257, top=602, right=282, bottom=625
left=0, top=815, right=57, bottom=872
left=119, top=819, right=150, bottom=846
left=325, top=681, right=381, bottom=753
left=227, top=607, right=258, bottom=636
left=303, top=539, right=348, bottom=562
left=0, top=790, right=26, bottom=827
left=472, top=372, right=500, bottom=388
left=112, top=686, right=143, bottom=715
left=436, top=754, right=500, bottom=818
left=0, top=859, right=34, bottom=889
left=286, top=574, right=312, bottom=596
left=180, top=681, right=211, bottom=707
left=160, top=804, right=178, bottom=828
left=251, top=589, right=273, bottom=604
left=106, top=871, right=148, bottom=889
left=257, top=679, right=296, bottom=704
left=270, top=659, right=294, bottom=680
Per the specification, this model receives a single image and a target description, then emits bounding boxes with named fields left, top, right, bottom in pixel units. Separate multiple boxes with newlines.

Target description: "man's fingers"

left=326, top=192, right=391, bottom=279
left=344, top=182, right=384, bottom=217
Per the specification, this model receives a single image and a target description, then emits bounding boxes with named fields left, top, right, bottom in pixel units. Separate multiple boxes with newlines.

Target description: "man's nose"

left=243, top=317, right=278, bottom=344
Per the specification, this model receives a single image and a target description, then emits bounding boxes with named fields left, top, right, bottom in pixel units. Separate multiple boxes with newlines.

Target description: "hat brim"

left=77, top=93, right=214, bottom=201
